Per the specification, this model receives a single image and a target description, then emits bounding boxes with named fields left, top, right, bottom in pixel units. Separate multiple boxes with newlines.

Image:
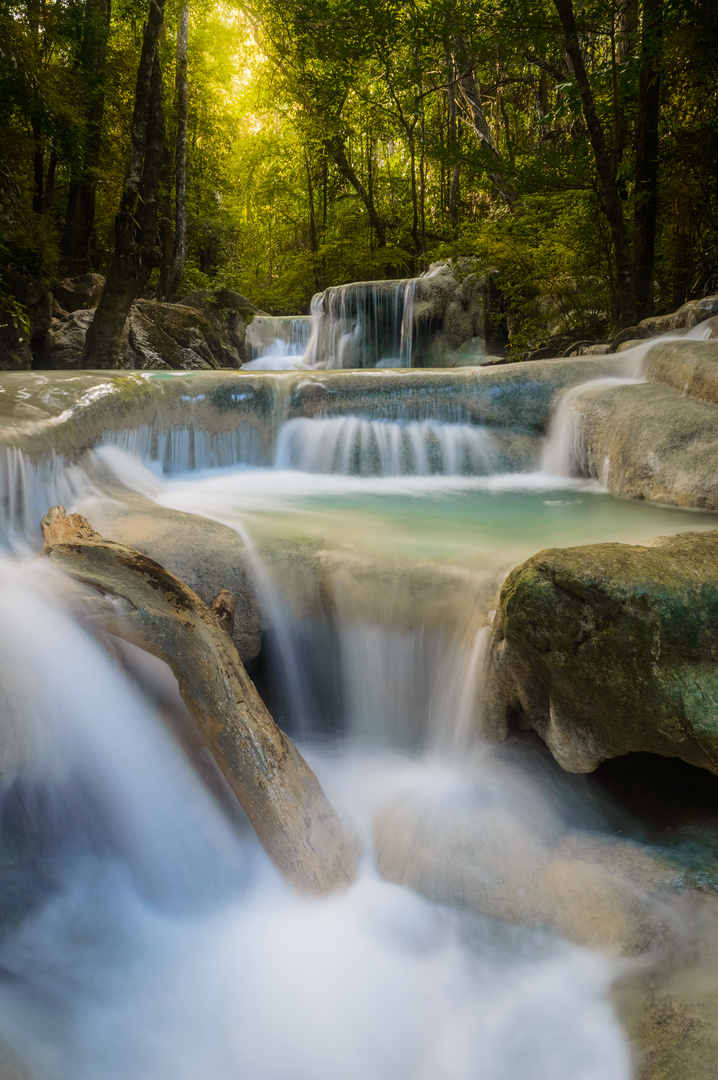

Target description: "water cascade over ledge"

left=1, top=333, right=718, bottom=1076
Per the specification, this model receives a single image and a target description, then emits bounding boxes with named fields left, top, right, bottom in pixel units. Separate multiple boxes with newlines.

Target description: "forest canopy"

left=1, top=0, right=717, bottom=351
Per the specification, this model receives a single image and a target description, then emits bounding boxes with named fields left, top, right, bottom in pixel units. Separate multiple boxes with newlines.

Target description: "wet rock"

left=53, top=273, right=105, bottom=313
left=482, top=530, right=718, bottom=775
left=639, top=294, right=718, bottom=334
left=180, top=288, right=264, bottom=363
left=373, top=786, right=673, bottom=955
left=610, top=325, right=654, bottom=350
left=122, top=299, right=240, bottom=370
left=642, top=339, right=718, bottom=406
left=576, top=342, right=612, bottom=355
left=613, top=893, right=718, bottom=1080
left=573, top=379, right=718, bottom=508
left=562, top=339, right=596, bottom=357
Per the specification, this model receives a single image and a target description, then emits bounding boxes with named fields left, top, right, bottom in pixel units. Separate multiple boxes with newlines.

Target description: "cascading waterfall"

left=274, top=416, right=499, bottom=476
left=244, top=316, right=313, bottom=369
left=540, top=378, right=641, bottom=478
left=99, top=420, right=267, bottom=474
left=303, top=279, right=418, bottom=369
left=5, top=329, right=718, bottom=1077
left=541, top=321, right=718, bottom=481
left=0, top=549, right=634, bottom=1080
left=0, top=448, right=95, bottom=551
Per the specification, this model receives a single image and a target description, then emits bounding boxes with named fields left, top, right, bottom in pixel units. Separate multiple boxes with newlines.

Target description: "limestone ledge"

left=0, top=357, right=625, bottom=461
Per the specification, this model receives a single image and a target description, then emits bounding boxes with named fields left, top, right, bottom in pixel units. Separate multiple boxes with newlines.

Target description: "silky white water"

left=3, top=360, right=718, bottom=1077
left=0, top=556, right=633, bottom=1080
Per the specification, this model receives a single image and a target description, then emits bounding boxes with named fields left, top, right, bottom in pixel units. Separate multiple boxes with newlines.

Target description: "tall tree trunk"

left=408, top=130, right=421, bottom=256
left=166, top=0, right=189, bottom=301
left=304, top=146, right=318, bottom=253
left=453, top=39, right=517, bottom=210
left=31, top=114, right=44, bottom=216
left=553, top=0, right=637, bottom=330
left=83, top=0, right=166, bottom=369
left=633, top=0, right=663, bottom=319
left=156, top=142, right=175, bottom=299
left=63, top=0, right=112, bottom=274
left=447, top=54, right=461, bottom=233
left=324, top=134, right=386, bottom=246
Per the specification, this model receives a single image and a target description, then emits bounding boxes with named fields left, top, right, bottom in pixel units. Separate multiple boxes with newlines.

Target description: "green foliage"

left=1, top=0, right=717, bottom=346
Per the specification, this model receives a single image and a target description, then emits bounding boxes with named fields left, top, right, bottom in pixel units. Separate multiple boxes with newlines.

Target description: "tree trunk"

left=63, top=0, right=112, bottom=274
left=304, top=146, right=319, bottom=253
left=41, top=506, right=359, bottom=895
left=166, top=0, right=189, bottom=301
left=156, top=142, right=175, bottom=299
left=83, top=0, right=166, bottom=368
left=633, top=0, right=663, bottom=319
left=31, top=114, right=44, bottom=216
left=553, top=0, right=638, bottom=330
left=325, top=134, right=386, bottom=246
left=454, top=43, right=517, bottom=210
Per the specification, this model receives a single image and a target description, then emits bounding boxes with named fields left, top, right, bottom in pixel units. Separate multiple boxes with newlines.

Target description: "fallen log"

left=41, top=505, right=359, bottom=895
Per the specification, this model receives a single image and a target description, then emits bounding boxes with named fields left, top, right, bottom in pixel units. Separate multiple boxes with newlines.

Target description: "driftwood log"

left=41, top=505, right=358, bottom=895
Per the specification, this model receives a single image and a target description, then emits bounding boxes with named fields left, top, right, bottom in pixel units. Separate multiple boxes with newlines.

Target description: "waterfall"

left=0, top=448, right=95, bottom=550
left=541, top=378, right=642, bottom=477
left=304, top=279, right=418, bottom=369
left=274, top=416, right=499, bottom=476
left=99, top=420, right=267, bottom=473
left=245, top=316, right=312, bottom=362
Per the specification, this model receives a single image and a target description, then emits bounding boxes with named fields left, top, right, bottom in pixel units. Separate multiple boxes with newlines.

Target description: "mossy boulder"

left=482, top=530, right=718, bottom=774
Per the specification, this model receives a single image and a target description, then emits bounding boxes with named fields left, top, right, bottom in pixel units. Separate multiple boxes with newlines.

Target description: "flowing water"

left=1, top=369, right=718, bottom=1078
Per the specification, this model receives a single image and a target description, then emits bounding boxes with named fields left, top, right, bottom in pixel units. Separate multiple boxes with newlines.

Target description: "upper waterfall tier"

left=302, top=263, right=505, bottom=369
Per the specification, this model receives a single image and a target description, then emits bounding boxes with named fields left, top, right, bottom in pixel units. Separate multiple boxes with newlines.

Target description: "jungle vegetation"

left=1, top=0, right=717, bottom=352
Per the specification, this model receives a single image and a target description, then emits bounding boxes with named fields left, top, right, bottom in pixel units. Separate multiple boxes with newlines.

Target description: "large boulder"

left=373, top=780, right=678, bottom=955
left=571, top=379, right=718, bottom=509
left=53, top=273, right=105, bottom=313
left=481, top=531, right=718, bottom=775
left=43, top=299, right=241, bottom=370
left=180, top=288, right=264, bottom=364
left=122, top=299, right=240, bottom=370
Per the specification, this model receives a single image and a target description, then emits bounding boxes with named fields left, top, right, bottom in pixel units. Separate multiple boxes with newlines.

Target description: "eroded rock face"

left=46, top=309, right=94, bottom=368
left=481, top=531, right=718, bottom=775
left=573, top=380, right=718, bottom=509
left=639, top=294, right=718, bottom=335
